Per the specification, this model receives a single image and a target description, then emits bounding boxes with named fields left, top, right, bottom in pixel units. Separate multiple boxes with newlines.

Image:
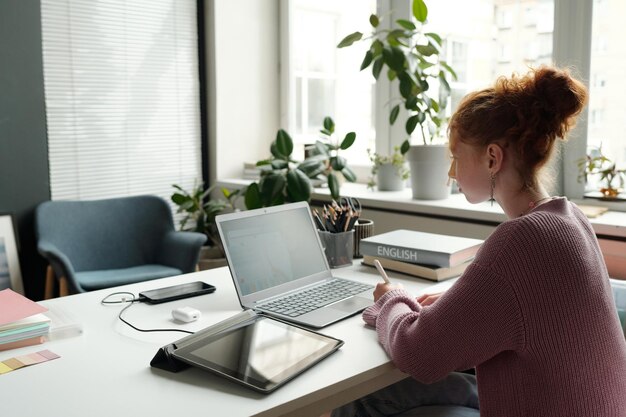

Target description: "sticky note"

left=0, top=362, right=12, bottom=374
left=3, top=358, right=25, bottom=370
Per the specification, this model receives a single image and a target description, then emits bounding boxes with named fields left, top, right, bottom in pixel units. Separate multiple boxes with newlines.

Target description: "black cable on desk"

left=101, top=292, right=194, bottom=335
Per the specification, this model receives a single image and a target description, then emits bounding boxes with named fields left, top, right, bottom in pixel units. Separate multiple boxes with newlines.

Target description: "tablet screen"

left=173, top=315, right=342, bottom=393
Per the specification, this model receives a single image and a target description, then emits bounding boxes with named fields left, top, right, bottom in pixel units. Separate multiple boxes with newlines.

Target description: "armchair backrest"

left=35, top=195, right=175, bottom=272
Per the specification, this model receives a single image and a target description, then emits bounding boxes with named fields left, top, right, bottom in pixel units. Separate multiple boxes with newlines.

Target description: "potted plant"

left=578, top=147, right=626, bottom=198
left=245, top=118, right=357, bottom=208
left=306, top=116, right=358, bottom=199
left=367, top=141, right=410, bottom=191
left=171, top=182, right=235, bottom=269
left=338, top=0, right=457, bottom=200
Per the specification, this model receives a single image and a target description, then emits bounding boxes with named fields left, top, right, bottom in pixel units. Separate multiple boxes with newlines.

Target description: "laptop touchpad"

left=330, top=296, right=372, bottom=312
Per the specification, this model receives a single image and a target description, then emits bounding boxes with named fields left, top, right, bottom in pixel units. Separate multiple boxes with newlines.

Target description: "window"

left=585, top=0, right=626, bottom=197
left=281, top=0, right=624, bottom=206
left=282, top=0, right=376, bottom=166
left=41, top=0, right=202, bottom=204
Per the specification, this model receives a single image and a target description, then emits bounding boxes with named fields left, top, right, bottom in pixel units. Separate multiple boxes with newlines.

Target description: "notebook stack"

left=0, top=289, right=50, bottom=351
left=360, top=230, right=484, bottom=282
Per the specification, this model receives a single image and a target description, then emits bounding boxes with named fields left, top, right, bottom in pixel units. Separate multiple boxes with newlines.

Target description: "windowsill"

left=216, top=179, right=626, bottom=239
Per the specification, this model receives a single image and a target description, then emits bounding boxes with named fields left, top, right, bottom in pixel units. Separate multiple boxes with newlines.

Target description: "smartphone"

left=139, top=281, right=216, bottom=304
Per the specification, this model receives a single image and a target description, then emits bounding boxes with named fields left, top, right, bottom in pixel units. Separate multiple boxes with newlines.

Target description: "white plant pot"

left=406, top=144, right=451, bottom=200
left=377, top=163, right=405, bottom=191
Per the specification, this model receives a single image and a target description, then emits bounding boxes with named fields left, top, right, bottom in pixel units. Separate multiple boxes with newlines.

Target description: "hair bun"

left=531, top=67, right=587, bottom=123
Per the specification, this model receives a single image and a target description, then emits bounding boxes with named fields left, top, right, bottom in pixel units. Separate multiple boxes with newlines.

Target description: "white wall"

left=206, top=0, right=280, bottom=183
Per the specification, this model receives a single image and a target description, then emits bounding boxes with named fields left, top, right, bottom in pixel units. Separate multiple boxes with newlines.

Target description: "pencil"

left=373, top=259, right=392, bottom=284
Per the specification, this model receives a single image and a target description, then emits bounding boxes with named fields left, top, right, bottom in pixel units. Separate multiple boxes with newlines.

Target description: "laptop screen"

left=218, top=204, right=328, bottom=296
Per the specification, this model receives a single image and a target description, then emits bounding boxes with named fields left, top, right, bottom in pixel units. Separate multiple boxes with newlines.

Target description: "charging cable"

left=101, top=292, right=194, bottom=334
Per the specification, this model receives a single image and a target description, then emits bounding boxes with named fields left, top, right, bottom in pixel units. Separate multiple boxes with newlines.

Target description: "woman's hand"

left=373, top=282, right=403, bottom=302
left=416, top=292, right=444, bottom=306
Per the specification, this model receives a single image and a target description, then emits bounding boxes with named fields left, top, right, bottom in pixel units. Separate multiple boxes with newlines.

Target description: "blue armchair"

left=35, top=195, right=207, bottom=297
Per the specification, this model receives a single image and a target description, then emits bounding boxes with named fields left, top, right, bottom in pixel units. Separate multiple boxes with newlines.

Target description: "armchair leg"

left=44, top=266, right=55, bottom=300
left=59, top=277, right=69, bottom=297
left=44, top=266, right=70, bottom=299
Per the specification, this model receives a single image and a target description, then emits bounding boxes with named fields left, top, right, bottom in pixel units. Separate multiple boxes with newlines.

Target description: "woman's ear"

left=487, top=143, right=504, bottom=173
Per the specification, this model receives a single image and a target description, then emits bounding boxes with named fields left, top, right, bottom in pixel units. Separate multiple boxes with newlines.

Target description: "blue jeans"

left=331, top=372, right=479, bottom=417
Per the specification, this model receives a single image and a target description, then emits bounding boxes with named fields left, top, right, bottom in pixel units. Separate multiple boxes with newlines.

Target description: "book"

left=362, top=255, right=470, bottom=282
left=359, top=229, right=483, bottom=268
left=0, top=336, right=45, bottom=352
left=0, top=322, right=50, bottom=344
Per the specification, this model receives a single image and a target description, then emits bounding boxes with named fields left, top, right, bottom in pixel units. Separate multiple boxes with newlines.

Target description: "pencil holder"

left=353, top=219, right=374, bottom=258
left=318, top=230, right=354, bottom=268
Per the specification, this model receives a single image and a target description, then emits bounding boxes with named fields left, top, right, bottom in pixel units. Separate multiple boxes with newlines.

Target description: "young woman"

left=331, top=67, right=626, bottom=416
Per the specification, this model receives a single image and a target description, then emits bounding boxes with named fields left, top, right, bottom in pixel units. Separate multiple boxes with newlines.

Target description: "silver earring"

left=490, top=173, right=496, bottom=206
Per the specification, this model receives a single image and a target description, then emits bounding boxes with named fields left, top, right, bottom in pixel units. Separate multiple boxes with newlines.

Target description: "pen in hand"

left=373, top=259, right=392, bottom=284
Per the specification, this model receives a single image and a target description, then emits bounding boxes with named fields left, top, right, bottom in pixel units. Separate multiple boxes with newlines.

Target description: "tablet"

left=172, top=314, right=343, bottom=393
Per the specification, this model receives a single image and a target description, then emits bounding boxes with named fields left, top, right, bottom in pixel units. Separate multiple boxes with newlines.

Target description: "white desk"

left=0, top=264, right=449, bottom=417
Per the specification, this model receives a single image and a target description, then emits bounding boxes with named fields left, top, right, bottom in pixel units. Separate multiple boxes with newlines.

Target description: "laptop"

left=215, top=201, right=373, bottom=328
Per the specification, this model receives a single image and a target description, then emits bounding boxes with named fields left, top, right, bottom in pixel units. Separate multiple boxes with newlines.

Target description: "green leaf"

left=244, top=182, right=262, bottom=209
left=340, top=132, right=356, bottom=150
left=171, top=193, right=188, bottom=205
left=382, top=47, right=405, bottom=72
left=425, top=32, right=442, bottom=47
left=372, top=39, right=384, bottom=56
left=360, top=50, right=374, bottom=71
left=396, top=19, right=416, bottom=31
left=337, top=31, right=363, bottom=48
left=439, top=71, right=451, bottom=95
left=406, top=114, right=420, bottom=134
left=298, top=158, right=325, bottom=178
left=440, top=61, right=458, bottom=81
left=275, top=129, right=293, bottom=158
left=405, top=95, right=418, bottom=110
left=415, top=44, right=438, bottom=56
left=430, top=98, right=440, bottom=113
left=327, top=172, right=340, bottom=200
left=319, top=128, right=332, bottom=137
left=286, top=169, right=312, bottom=202
left=390, top=104, right=400, bottom=124
left=323, top=116, right=335, bottom=133
left=330, top=155, right=347, bottom=171
left=372, top=58, right=384, bottom=79
left=387, top=69, right=397, bottom=81
left=412, top=0, right=428, bottom=23
left=398, top=74, right=414, bottom=99
left=260, top=173, right=286, bottom=204
left=369, top=14, right=379, bottom=28
left=270, top=160, right=289, bottom=170
left=400, top=139, right=410, bottom=155
left=314, top=141, right=331, bottom=157
left=342, top=166, right=357, bottom=182
left=255, top=159, right=272, bottom=166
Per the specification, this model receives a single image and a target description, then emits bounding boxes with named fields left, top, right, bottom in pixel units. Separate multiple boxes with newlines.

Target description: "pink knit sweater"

left=363, top=198, right=626, bottom=416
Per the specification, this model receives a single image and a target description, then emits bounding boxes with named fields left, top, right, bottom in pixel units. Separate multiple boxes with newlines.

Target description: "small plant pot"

left=376, top=163, right=406, bottom=191
left=197, top=245, right=227, bottom=270
left=406, top=144, right=451, bottom=200
left=600, top=187, right=621, bottom=198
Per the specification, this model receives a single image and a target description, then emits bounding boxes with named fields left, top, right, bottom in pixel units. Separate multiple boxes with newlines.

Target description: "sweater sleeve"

left=365, top=262, right=526, bottom=384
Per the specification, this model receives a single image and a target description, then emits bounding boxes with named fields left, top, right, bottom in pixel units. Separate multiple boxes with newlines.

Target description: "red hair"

left=449, top=66, right=588, bottom=189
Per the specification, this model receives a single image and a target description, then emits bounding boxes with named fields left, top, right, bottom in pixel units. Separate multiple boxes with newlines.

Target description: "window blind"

left=40, top=0, right=202, bottom=204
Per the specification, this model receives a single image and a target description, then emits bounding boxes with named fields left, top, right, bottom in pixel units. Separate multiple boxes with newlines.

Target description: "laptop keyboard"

left=259, top=278, right=373, bottom=318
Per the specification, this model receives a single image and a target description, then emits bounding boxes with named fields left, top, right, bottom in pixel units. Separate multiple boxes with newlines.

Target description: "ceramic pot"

left=406, top=144, right=451, bottom=200
left=376, top=163, right=405, bottom=191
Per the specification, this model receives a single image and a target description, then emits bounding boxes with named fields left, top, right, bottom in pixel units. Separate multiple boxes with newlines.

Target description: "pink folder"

left=0, top=289, right=48, bottom=326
